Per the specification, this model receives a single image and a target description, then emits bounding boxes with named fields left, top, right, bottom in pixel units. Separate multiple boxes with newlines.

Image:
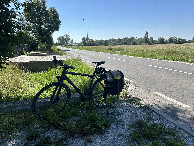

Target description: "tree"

left=0, top=0, right=22, bottom=68
left=70, top=39, right=73, bottom=46
left=144, top=31, right=149, bottom=44
left=64, top=34, right=70, bottom=46
left=158, top=37, right=166, bottom=44
left=24, top=0, right=61, bottom=49
left=168, top=37, right=175, bottom=44
left=150, top=37, right=153, bottom=44
left=168, top=36, right=178, bottom=44
left=57, top=36, right=65, bottom=45
left=122, top=37, right=129, bottom=45
left=177, top=38, right=186, bottom=44
left=117, top=38, right=122, bottom=45
left=82, top=37, right=87, bottom=46
left=137, top=37, right=144, bottom=45
left=104, top=40, right=108, bottom=46
left=192, top=37, right=194, bottom=43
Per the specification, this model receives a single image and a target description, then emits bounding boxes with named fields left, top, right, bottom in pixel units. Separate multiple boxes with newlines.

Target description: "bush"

left=38, top=42, right=48, bottom=52
left=50, top=45, right=66, bottom=55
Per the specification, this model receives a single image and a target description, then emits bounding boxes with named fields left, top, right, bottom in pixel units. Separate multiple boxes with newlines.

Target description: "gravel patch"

left=66, top=103, right=194, bottom=146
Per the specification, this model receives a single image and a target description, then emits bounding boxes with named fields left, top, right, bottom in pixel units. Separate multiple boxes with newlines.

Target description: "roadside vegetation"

left=0, top=102, right=111, bottom=145
left=36, top=45, right=66, bottom=56
left=71, top=43, right=194, bottom=63
left=0, top=59, right=93, bottom=103
left=129, top=119, right=186, bottom=145
left=0, top=58, right=110, bottom=144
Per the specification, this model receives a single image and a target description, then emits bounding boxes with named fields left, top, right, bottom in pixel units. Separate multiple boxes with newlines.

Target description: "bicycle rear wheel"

left=91, top=77, right=119, bottom=108
left=31, top=82, right=71, bottom=120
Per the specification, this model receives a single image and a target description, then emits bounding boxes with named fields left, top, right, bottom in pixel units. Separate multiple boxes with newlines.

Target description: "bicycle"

left=31, top=56, right=120, bottom=120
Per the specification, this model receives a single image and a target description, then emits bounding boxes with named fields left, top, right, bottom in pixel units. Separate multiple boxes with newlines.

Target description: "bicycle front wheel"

left=91, top=77, right=119, bottom=108
left=31, top=82, right=71, bottom=120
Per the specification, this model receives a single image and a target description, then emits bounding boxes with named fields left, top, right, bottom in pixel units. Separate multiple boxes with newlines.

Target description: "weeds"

left=0, top=102, right=110, bottom=145
left=129, top=119, right=186, bottom=145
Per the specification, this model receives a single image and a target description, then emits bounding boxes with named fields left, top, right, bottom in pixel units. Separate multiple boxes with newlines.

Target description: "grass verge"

left=49, top=45, right=67, bottom=55
left=71, top=43, right=194, bottom=63
left=0, top=59, right=94, bottom=103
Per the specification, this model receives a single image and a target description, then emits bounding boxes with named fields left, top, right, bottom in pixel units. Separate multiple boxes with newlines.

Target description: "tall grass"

left=37, top=45, right=66, bottom=55
left=50, top=45, right=67, bottom=55
left=72, top=43, right=194, bottom=63
left=0, top=65, right=30, bottom=102
left=0, top=59, right=94, bottom=103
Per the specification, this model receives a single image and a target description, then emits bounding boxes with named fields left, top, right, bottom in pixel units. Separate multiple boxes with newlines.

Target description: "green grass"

left=72, top=43, right=194, bottom=63
left=129, top=119, right=186, bottom=146
left=50, top=45, right=67, bottom=55
left=38, top=45, right=66, bottom=55
left=0, top=59, right=94, bottom=103
left=0, top=65, right=30, bottom=102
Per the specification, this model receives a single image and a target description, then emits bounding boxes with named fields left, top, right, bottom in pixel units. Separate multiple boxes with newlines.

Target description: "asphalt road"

left=59, top=46, right=194, bottom=109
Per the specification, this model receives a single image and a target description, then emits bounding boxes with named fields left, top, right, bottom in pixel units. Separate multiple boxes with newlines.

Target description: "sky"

left=42, top=0, right=193, bottom=43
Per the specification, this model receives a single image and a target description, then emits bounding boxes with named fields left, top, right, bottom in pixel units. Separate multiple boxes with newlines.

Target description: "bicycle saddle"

left=92, top=61, right=105, bottom=66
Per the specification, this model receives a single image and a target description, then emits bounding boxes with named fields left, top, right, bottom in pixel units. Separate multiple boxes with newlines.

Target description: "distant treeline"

left=56, top=31, right=194, bottom=46
left=81, top=31, right=194, bottom=46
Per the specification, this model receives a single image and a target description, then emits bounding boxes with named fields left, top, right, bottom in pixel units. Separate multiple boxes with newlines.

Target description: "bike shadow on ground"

left=62, top=49, right=70, bottom=52
left=130, top=95, right=194, bottom=137
left=158, top=104, right=194, bottom=136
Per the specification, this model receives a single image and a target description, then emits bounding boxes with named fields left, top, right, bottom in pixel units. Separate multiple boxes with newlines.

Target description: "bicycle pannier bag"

left=106, top=70, right=124, bottom=95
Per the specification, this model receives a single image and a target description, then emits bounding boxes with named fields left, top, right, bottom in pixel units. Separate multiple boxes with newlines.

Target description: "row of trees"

left=0, top=0, right=61, bottom=68
left=80, top=31, right=192, bottom=46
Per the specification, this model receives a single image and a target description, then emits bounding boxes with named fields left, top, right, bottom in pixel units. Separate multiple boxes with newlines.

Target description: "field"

left=72, top=43, right=194, bottom=63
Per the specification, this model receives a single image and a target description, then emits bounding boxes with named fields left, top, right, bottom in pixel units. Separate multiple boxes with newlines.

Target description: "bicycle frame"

left=56, top=67, right=101, bottom=101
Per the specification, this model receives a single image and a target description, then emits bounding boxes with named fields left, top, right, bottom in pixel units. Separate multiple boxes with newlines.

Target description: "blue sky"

left=45, top=0, right=194, bottom=43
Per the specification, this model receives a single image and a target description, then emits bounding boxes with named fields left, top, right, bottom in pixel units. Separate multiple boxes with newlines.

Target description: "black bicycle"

left=31, top=56, right=121, bottom=120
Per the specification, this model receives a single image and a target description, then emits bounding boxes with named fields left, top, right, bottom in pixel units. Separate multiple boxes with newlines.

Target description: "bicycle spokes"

left=32, top=83, right=70, bottom=120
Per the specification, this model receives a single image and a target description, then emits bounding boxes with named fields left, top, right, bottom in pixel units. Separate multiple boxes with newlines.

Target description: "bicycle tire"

left=31, top=82, right=71, bottom=120
left=91, top=77, right=119, bottom=108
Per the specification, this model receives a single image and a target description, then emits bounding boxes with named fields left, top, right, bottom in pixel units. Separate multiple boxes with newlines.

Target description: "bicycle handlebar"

left=53, top=56, right=76, bottom=70
left=92, top=61, right=105, bottom=66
